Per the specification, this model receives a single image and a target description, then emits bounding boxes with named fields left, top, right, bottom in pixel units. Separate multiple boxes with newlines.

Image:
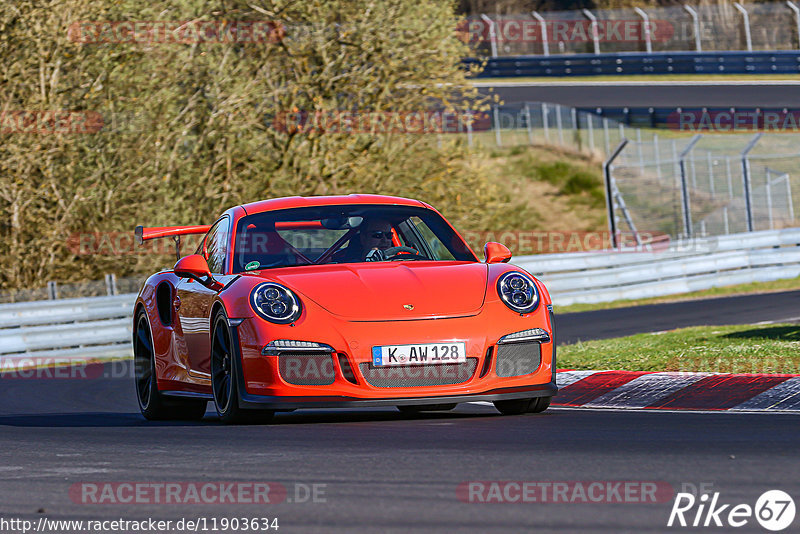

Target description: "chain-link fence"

left=470, top=1, right=800, bottom=57
left=0, top=275, right=145, bottom=304
left=463, top=103, right=800, bottom=244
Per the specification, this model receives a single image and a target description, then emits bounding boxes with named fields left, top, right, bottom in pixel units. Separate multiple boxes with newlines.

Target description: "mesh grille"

left=495, top=343, right=541, bottom=377
left=358, top=358, right=477, bottom=388
left=278, top=353, right=335, bottom=385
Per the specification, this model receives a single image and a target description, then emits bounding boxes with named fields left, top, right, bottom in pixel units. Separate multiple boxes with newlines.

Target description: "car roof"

left=239, top=194, right=429, bottom=215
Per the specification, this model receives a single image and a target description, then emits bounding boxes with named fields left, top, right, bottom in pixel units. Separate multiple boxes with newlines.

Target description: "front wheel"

left=211, top=311, right=273, bottom=424
left=493, top=398, right=534, bottom=415
left=528, top=396, right=551, bottom=413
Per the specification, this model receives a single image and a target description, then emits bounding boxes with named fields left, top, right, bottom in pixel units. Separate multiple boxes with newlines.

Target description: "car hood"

left=264, top=262, right=488, bottom=321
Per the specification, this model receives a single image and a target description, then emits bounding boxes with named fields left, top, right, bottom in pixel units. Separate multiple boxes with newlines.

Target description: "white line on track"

left=472, top=80, right=800, bottom=87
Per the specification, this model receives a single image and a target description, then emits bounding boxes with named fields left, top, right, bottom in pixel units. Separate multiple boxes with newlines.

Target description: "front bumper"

left=239, top=382, right=557, bottom=410
left=232, top=301, right=557, bottom=408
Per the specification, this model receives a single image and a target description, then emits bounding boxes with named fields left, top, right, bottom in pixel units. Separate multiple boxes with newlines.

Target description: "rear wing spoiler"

left=134, top=225, right=212, bottom=244
left=134, top=225, right=212, bottom=260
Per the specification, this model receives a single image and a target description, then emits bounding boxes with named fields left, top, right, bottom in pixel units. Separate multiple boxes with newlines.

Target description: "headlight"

left=251, top=282, right=302, bottom=324
left=497, top=272, right=540, bottom=314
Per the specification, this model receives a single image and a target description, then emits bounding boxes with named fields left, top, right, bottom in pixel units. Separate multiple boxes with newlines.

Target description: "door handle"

left=173, top=295, right=181, bottom=309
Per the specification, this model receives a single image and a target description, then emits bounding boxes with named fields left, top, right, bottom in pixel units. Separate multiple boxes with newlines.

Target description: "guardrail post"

left=733, top=3, right=753, bottom=52
left=741, top=133, right=763, bottom=232
left=679, top=134, right=703, bottom=239
left=531, top=11, right=549, bottom=56
left=788, top=1, right=800, bottom=49
left=581, top=9, right=601, bottom=54
left=633, top=7, right=653, bottom=53
left=47, top=281, right=58, bottom=300
left=604, top=139, right=629, bottom=249
left=683, top=5, right=702, bottom=52
left=105, top=274, right=117, bottom=296
left=480, top=14, right=498, bottom=58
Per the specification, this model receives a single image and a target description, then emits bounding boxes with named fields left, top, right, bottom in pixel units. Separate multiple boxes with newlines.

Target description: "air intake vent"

left=338, top=353, right=358, bottom=385
left=495, top=343, right=541, bottom=377
left=358, top=359, right=477, bottom=388
left=278, top=353, right=335, bottom=385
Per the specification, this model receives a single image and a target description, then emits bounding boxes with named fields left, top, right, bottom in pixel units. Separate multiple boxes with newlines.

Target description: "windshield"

left=231, top=204, right=476, bottom=272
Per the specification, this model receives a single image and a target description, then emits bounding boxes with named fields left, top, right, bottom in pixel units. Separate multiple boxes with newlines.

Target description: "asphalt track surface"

left=476, top=80, right=800, bottom=108
left=3, top=291, right=800, bottom=533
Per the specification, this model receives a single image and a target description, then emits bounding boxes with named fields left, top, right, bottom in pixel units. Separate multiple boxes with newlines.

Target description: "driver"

left=359, top=218, right=394, bottom=260
left=332, top=217, right=394, bottom=262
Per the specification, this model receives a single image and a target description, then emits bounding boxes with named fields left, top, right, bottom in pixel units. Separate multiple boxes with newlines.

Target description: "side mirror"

left=484, top=242, right=512, bottom=264
left=174, top=254, right=212, bottom=282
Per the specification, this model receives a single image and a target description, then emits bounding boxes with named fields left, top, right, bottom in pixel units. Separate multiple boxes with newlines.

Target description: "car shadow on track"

left=0, top=405, right=525, bottom=427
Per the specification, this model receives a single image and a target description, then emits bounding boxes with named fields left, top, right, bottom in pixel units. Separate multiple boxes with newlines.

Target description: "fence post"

left=741, top=133, right=763, bottom=232
left=603, top=116, right=610, bottom=155
left=683, top=5, right=702, bottom=52
left=523, top=103, right=534, bottom=145
left=105, top=274, right=117, bottom=296
left=726, top=157, right=734, bottom=198
left=47, top=281, right=58, bottom=300
left=679, top=134, right=703, bottom=239
left=766, top=171, right=774, bottom=229
left=571, top=107, right=581, bottom=150
left=542, top=103, right=551, bottom=144
left=480, top=14, right=498, bottom=58
left=604, top=139, right=629, bottom=249
left=633, top=7, right=653, bottom=53
left=582, top=9, right=601, bottom=54
left=556, top=105, right=564, bottom=145
left=787, top=174, right=796, bottom=221
left=587, top=112, right=595, bottom=153
left=733, top=3, right=753, bottom=52
left=466, top=110, right=474, bottom=147
left=653, top=134, right=662, bottom=182
left=788, top=1, right=800, bottom=50
left=723, top=206, right=730, bottom=234
left=531, top=11, right=550, bottom=56
left=493, top=105, right=502, bottom=147
left=706, top=151, right=716, bottom=198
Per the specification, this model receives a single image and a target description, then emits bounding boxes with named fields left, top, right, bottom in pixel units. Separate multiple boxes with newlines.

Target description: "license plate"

left=371, top=342, right=467, bottom=367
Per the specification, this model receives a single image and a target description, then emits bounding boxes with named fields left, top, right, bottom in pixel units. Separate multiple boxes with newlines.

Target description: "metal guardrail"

left=466, top=50, right=800, bottom=77
left=514, top=228, right=800, bottom=305
left=1, top=227, right=799, bottom=363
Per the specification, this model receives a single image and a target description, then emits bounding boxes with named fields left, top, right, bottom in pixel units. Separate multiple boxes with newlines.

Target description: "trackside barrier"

left=513, top=228, right=800, bottom=305
left=465, top=51, right=800, bottom=77
left=1, top=227, right=800, bottom=363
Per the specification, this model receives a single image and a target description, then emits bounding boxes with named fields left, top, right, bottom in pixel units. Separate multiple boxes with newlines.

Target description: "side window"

left=204, top=217, right=230, bottom=274
left=410, top=217, right=455, bottom=260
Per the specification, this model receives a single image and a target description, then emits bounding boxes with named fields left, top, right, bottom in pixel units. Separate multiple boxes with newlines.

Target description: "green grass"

left=472, top=74, right=800, bottom=84
left=559, top=324, right=800, bottom=374
left=555, top=276, right=800, bottom=314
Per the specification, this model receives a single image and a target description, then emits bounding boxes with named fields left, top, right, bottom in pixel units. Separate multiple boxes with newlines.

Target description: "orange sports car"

left=133, top=195, right=557, bottom=423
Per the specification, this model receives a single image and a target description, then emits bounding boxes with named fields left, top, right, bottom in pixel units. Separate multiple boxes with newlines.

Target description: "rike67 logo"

left=668, top=489, right=795, bottom=531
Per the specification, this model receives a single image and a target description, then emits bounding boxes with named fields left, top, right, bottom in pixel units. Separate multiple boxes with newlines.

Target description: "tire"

left=528, top=396, right=551, bottom=413
left=211, top=311, right=274, bottom=424
left=397, top=403, right=457, bottom=414
left=134, top=310, right=207, bottom=421
left=493, top=398, right=534, bottom=415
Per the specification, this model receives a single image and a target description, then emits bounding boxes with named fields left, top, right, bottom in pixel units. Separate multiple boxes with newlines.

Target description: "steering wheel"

left=383, top=246, right=428, bottom=261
